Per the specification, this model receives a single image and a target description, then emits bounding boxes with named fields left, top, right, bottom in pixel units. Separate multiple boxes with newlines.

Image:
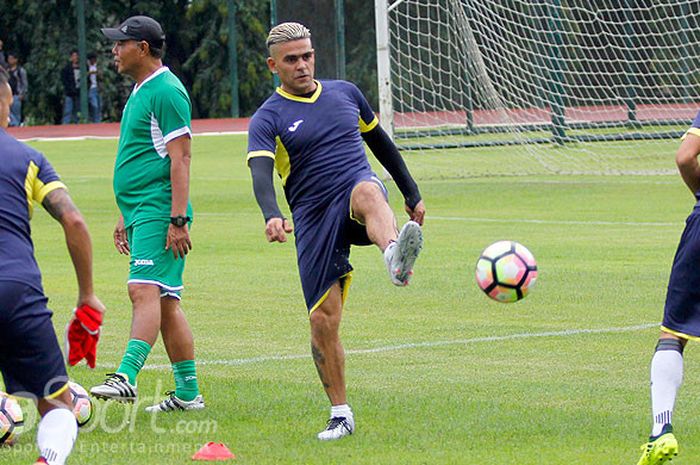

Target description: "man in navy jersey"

left=0, top=68, right=105, bottom=465
left=635, top=111, right=700, bottom=465
left=248, top=22, right=425, bottom=440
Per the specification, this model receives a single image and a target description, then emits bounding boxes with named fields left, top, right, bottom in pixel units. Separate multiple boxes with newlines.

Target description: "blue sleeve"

left=347, top=82, right=379, bottom=133
left=247, top=110, right=278, bottom=162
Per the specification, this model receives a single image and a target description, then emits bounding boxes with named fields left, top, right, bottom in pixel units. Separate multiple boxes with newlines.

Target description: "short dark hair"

left=147, top=41, right=164, bottom=59
left=6, top=51, right=17, bottom=59
left=69, top=48, right=78, bottom=55
left=87, top=52, right=97, bottom=60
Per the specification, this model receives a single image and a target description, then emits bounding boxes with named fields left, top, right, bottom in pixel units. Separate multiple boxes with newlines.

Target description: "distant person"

left=61, top=49, right=80, bottom=124
left=248, top=22, right=425, bottom=440
left=87, top=52, right=102, bottom=123
left=6, top=52, right=27, bottom=127
left=0, top=40, right=7, bottom=70
left=0, top=66, right=106, bottom=465
left=634, top=113, right=700, bottom=464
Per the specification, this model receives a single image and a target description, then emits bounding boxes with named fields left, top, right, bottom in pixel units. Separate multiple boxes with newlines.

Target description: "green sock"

left=116, top=339, right=152, bottom=385
left=172, top=360, right=200, bottom=402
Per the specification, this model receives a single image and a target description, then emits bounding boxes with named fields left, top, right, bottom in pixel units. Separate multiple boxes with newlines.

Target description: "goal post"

left=376, top=0, right=700, bottom=176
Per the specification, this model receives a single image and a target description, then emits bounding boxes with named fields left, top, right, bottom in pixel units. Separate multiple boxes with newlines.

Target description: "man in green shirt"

left=91, top=15, right=203, bottom=412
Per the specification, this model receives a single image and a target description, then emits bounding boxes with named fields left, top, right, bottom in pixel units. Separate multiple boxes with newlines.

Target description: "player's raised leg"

left=91, top=283, right=161, bottom=402
left=309, top=282, right=355, bottom=440
left=350, top=181, right=423, bottom=286
left=145, top=296, right=204, bottom=412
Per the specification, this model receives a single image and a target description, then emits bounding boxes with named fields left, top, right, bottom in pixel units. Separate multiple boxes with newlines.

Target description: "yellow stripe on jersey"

left=246, top=150, right=276, bottom=162
left=37, top=181, right=67, bottom=203
left=682, top=127, right=700, bottom=140
left=24, top=161, right=39, bottom=218
left=661, top=325, right=700, bottom=341
left=308, top=272, right=353, bottom=316
left=24, top=161, right=67, bottom=218
left=275, top=137, right=292, bottom=186
left=359, top=116, right=379, bottom=133
left=276, top=81, right=323, bottom=103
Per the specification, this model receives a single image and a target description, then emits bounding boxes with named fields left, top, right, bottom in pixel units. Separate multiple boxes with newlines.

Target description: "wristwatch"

left=170, top=215, right=191, bottom=227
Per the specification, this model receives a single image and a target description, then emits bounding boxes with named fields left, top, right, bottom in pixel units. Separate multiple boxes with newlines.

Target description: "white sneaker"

left=145, top=391, right=205, bottom=412
left=90, top=373, right=137, bottom=403
left=384, top=220, right=423, bottom=286
left=317, top=416, right=355, bottom=440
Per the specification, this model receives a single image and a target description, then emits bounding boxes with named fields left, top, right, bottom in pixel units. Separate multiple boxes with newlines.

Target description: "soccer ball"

left=68, top=382, right=93, bottom=427
left=0, top=393, right=23, bottom=446
left=475, top=240, right=538, bottom=303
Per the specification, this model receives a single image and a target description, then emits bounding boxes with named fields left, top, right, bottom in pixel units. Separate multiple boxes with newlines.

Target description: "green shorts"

left=127, top=220, right=186, bottom=299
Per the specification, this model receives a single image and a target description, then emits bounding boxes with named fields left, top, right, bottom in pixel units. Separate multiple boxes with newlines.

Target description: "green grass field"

left=2, top=134, right=698, bottom=464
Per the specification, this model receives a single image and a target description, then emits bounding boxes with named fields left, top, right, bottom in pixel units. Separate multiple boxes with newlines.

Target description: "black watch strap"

left=170, top=215, right=190, bottom=227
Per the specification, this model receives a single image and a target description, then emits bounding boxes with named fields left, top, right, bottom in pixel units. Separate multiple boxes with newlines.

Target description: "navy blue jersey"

left=247, top=80, right=379, bottom=211
left=0, top=128, right=66, bottom=291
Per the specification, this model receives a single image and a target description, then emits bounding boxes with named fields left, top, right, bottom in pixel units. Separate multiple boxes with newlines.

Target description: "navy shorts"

left=293, top=174, right=388, bottom=312
left=663, top=207, right=700, bottom=339
left=0, top=281, right=68, bottom=399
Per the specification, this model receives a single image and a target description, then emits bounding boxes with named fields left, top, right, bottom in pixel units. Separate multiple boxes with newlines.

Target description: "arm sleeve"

left=249, top=157, right=284, bottom=222
left=153, top=86, right=192, bottom=144
left=362, top=125, right=422, bottom=209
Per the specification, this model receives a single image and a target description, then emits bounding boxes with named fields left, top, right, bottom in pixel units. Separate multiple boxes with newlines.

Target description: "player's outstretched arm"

left=362, top=125, right=425, bottom=225
left=42, top=188, right=105, bottom=312
left=676, top=133, right=700, bottom=197
left=249, top=156, right=293, bottom=242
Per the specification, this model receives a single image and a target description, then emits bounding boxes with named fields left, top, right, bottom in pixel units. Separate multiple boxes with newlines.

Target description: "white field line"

left=118, top=323, right=657, bottom=371
left=430, top=215, right=678, bottom=227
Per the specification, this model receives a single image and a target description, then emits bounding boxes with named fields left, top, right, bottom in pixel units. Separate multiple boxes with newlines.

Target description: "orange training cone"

left=192, top=442, right=236, bottom=461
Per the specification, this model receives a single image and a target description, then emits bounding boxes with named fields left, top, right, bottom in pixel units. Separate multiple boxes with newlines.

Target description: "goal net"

left=377, top=0, right=700, bottom=177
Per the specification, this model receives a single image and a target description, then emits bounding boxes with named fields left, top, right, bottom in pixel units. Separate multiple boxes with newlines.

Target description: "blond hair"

left=266, top=22, right=311, bottom=49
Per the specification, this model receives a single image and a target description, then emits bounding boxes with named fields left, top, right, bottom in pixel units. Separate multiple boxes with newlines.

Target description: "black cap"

left=101, top=16, right=165, bottom=47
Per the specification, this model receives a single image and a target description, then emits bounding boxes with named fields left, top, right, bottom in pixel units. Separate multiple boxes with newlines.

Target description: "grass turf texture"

left=1, top=134, right=698, bottom=464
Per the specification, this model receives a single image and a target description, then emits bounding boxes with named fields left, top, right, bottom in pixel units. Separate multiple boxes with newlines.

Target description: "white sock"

left=384, top=241, right=396, bottom=263
left=650, top=348, right=683, bottom=436
left=37, top=408, right=77, bottom=465
left=331, top=404, right=353, bottom=419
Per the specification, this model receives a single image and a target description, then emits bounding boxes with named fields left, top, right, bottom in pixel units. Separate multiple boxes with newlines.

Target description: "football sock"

left=173, top=359, right=200, bottom=402
left=37, top=408, right=77, bottom=465
left=650, top=338, right=684, bottom=437
left=116, top=339, right=152, bottom=385
left=331, top=403, right=353, bottom=419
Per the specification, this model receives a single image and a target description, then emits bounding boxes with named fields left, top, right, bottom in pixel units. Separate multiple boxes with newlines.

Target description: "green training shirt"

left=113, top=66, right=193, bottom=228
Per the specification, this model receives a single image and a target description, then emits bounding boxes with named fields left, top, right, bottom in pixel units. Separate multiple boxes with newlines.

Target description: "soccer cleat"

left=317, top=416, right=355, bottom=441
left=385, top=220, right=423, bottom=286
left=89, top=373, right=137, bottom=403
left=144, top=391, right=205, bottom=413
left=637, top=424, right=678, bottom=465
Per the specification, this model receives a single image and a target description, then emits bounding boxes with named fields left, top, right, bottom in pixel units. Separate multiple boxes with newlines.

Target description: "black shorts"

left=0, top=281, right=68, bottom=399
left=293, top=174, right=388, bottom=312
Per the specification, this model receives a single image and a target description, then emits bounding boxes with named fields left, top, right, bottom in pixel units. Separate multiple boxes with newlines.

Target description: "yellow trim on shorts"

left=308, top=272, right=353, bottom=316
left=682, top=128, right=700, bottom=140
left=660, top=325, right=700, bottom=341
left=44, top=382, right=70, bottom=400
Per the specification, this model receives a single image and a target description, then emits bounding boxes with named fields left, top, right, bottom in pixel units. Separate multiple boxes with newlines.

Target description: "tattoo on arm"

left=311, top=343, right=331, bottom=389
left=42, top=188, right=79, bottom=222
